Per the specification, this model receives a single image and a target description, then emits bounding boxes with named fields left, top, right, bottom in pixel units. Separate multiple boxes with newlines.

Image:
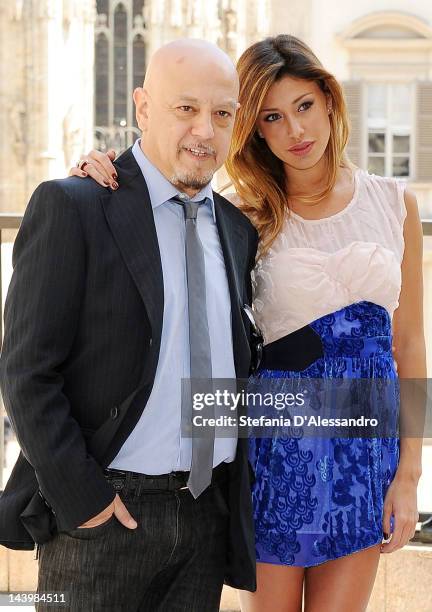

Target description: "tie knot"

left=182, top=200, right=200, bottom=220
left=173, top=195, right=206, bottom=220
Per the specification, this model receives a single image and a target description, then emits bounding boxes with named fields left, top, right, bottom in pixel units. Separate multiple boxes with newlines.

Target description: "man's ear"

left=133, top=87, right=148, bottom=131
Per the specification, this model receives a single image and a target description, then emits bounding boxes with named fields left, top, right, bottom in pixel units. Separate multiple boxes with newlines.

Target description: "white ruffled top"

left=252, top=169, right=407, bottom=345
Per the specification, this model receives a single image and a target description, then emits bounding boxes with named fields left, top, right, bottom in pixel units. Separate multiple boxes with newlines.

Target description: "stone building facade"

left=1, top=1, right=432, bottom=210
left=0, top=0, right=432, bottom=365
left=0, top=0, right=95, bottom=214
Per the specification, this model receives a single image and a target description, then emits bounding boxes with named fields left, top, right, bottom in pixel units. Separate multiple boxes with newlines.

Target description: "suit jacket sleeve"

left=0, top=181, right=115, bottom=531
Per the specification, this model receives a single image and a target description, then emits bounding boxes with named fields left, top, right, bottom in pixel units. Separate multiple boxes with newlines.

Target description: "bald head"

left=144, top=39, right=238, bottom=95
left=133, top=39, right=240, bottom=196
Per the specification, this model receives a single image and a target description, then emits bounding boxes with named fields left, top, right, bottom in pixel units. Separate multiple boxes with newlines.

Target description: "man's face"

left=135, top=62, right=239, bottom=196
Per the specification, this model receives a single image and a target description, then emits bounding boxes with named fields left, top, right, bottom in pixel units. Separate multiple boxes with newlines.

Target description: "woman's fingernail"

left=112, top=173, right=118, bottom=180
left=103, top=180, right=110, bottom=186
left=112, top=182, right=118, bottom=190
left=384, top=532, right=389, bottom=539
left=129, top=519, right=137, bottom=528
left=81, top=171, right=88, bottom=177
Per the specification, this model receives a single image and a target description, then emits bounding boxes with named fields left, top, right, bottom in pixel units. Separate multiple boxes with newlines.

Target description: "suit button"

left=110, top=406, right=119, bottom=420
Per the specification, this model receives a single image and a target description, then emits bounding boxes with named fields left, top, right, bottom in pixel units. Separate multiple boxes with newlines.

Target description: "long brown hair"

left=225, top=34, right=352, bottom=254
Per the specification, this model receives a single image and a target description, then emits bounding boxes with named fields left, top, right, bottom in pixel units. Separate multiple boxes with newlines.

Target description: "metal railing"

left=0, top=214, right=432, bottom=490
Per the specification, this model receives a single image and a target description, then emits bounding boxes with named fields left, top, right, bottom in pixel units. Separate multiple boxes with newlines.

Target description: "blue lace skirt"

left=249, top=301, right=400, bottom=567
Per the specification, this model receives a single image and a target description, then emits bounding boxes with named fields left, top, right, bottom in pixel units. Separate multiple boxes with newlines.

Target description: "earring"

left=257, top=130, right=264, bottom=138
left=327, top=105, right=332, bottom=114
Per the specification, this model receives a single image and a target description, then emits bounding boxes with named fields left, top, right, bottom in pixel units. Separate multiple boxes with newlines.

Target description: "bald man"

left=0, top=40, right=258, bottom=610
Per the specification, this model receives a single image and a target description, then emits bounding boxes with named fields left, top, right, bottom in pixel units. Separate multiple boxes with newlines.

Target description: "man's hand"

left=78, top=493, right=137, bottom=529
left=70, top=149, right=118, bottom=190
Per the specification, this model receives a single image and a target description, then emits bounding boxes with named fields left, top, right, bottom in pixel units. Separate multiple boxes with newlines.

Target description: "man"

left=0, top=39, right=258, bottom=611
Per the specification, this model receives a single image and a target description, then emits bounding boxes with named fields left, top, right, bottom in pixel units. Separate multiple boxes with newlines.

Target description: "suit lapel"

left=214, top=193, right=247, bottom=299
left=214, top=193, right=251, bottom=374
left=101, top=149, right=164, bottom=347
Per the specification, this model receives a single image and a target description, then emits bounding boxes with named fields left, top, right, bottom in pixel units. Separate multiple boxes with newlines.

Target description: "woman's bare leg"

left=304, top=544, right=381, bottom=612
left=239, top=562, right=305, bottom=612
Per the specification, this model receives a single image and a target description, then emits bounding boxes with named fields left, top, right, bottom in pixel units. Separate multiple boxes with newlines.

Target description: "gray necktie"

left=175, top=194, right=214, bottom=498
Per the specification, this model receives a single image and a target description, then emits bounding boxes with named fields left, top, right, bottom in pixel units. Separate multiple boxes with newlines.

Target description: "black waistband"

left=259, top=324, right=324, bottom=372
left=103, top=461, right=229, bottom=493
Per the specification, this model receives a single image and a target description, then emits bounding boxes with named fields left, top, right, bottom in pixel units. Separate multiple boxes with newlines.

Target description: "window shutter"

left=343, top=81, right=363, bottom=167
left=415, top=81, right=432, bottom=182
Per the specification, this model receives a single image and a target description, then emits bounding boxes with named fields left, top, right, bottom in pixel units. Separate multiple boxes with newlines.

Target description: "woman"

left=71, top=34, right=424, bottom=612
left=225, top=36, right=423, bottom=612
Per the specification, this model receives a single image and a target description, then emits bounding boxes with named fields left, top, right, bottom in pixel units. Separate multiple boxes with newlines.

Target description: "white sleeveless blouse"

left=252, top=169, right=407, bottom=345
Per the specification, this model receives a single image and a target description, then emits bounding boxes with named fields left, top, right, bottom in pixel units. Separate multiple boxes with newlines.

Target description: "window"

left=113, top=4, right=128, bottom=127
left=95, top=33, right=109, bottom=126
left=94, top=1, right=147, bottom=152
left=340, top=12, right=432, bottom=181
left=367, top=83, right=412, bottom=178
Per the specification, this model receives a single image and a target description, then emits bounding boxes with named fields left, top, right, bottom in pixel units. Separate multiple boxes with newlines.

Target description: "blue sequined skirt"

left=249, top=301, right=400, bottom=567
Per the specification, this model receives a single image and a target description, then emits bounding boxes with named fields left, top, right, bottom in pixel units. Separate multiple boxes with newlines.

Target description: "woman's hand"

left=381, top=472, right=419, bottom=553
left=69, top=149, right=118, bottom=189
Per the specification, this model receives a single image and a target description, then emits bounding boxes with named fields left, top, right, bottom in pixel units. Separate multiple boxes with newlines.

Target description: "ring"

left=76, top=159, right=89, bottom=171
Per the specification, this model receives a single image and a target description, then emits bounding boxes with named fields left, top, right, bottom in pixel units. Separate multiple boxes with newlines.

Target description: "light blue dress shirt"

left=109, top=140, right=237, bottom=474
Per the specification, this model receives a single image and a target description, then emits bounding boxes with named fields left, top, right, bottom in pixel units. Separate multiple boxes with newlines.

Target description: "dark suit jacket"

left=0, top=148, right=259, bottom=591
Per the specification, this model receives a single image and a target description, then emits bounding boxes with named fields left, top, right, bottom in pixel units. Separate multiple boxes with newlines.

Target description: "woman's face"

left=256, top=75, right=332, bottom=172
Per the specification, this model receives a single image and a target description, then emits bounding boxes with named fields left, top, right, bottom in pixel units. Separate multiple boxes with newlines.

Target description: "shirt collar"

left=132, top=139, right=216, bottom=221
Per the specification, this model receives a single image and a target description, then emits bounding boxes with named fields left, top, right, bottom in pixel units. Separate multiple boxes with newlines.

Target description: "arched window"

left=95, top=33, right=109, bottom=127
left=113, top=3, right=127, bottom=127
left=133, top=0, right=144, bottom=18
left=97, top=0, right=109, bottom=23
left=95, top=0, right=147, bottom=152
left=133, top=34, right=146, bottom=128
